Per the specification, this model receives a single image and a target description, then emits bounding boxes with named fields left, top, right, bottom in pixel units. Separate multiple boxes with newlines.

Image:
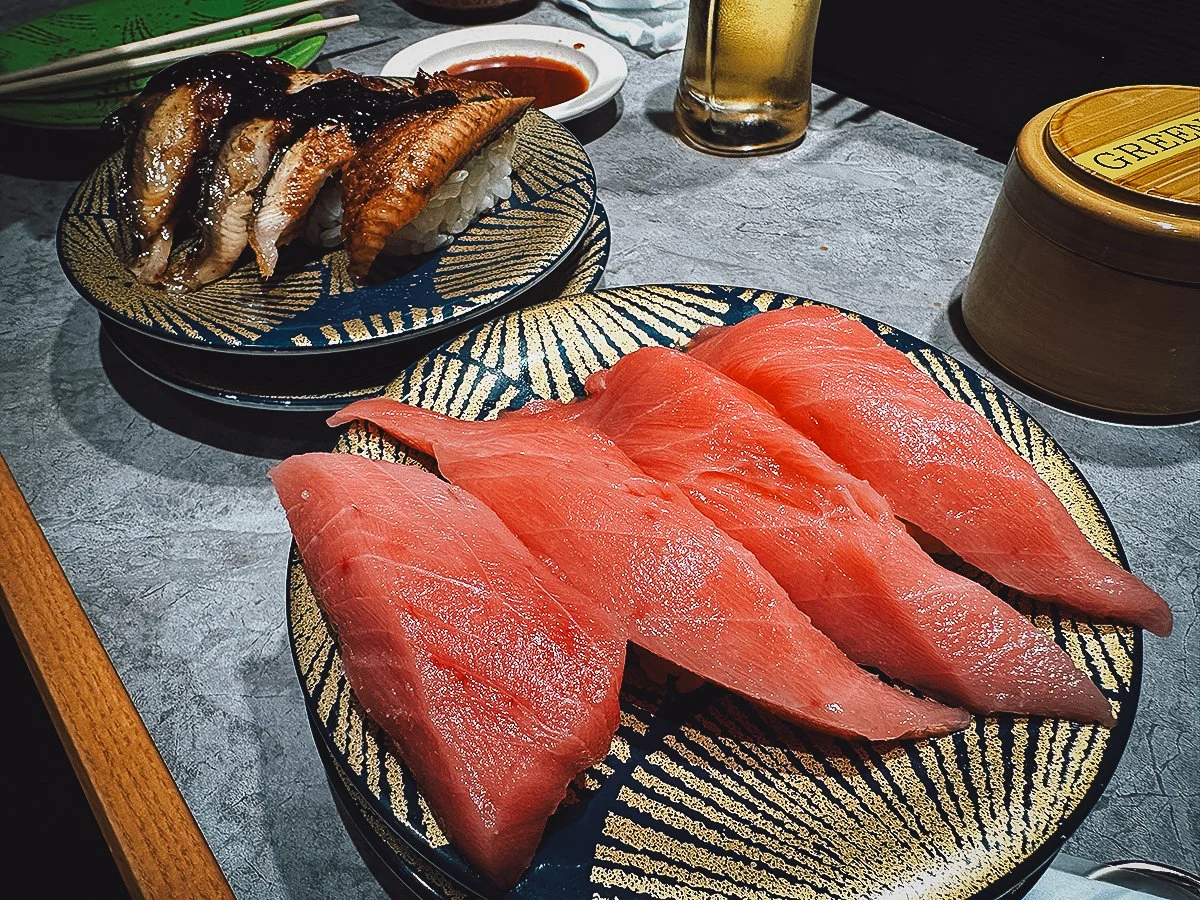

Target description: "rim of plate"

left=98, top=201, right=612, bottom=410
left=380, top=25, right=628, bottom=122
left=288, top=285, right=1144, bottom=900
left=317, top=717, right=1059, bottom=900
left=56, top=108, right=597, bottom=355
left=102, top=321, right=383, bottom=411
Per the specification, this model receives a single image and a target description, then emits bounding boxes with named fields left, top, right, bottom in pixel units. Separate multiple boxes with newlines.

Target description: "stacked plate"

left=57, top=105, right=611, bottom=410
left=0, top=0, right=328, bottom=130
left=290, top=285, right=1143, bottom=900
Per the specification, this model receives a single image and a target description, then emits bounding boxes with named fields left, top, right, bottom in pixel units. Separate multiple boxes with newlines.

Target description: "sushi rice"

left=306, top=128, right=518, bottom=257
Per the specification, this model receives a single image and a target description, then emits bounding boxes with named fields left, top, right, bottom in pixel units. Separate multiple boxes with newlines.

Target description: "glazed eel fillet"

left=248, top=71, right=507, bottom=279
left=110, top=53, right=298, bottom=284
left=174, top=73, right=453, bottom=286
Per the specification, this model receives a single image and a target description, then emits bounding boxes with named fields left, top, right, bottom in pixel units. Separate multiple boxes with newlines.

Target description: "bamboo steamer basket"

left=962, top=85, right=1200, bottom=417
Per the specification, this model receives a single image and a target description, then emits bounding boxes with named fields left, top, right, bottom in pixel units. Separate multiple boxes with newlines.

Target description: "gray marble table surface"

left=0, top=1, right=1195, bottom=896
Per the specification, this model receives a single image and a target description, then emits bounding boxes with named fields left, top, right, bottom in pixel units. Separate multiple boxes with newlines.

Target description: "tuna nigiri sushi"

left=690, top=306, right=1172, bottom=636
left=330, top=399, right=970, bottom=741
left=271, top=453, right=626, bottom=889
left=532, top=347, right=1112, bottom=723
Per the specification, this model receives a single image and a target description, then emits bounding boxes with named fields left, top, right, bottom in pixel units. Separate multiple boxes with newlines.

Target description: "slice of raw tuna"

left=530, top=346, right=1112, bottom=723
left=330, top=400, right=970, bottom=741
left=690, top=306, right=1172, bottom=637
left=270, top=453, right=626, bottom=889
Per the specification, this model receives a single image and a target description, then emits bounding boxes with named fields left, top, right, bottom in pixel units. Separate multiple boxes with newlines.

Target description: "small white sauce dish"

left=381, top=24, right=628, bottom=122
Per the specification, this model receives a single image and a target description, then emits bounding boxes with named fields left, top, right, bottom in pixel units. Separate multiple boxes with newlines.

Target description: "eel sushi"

left=271, top=453, right=625, bottom=889
left=338, top=93, right=532, bottom=276
left=690, top=306, right=1173, bottom=636
left=166, top=68, right=373, bottom=289
left=246, top=79, right=459, bottom=278
left=329, top=399, right=970, bottom=741
left=110, top=53, right=530, bottom=287
left=166, top=115, right=293, bottom=288
left=532, top=347, right=1112, bottom=723
left=108, top=52, right=296, bottom=283
left=249, top=69, right=517, bottom=279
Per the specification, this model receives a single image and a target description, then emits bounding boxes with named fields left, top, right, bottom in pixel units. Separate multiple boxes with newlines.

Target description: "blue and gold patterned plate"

left=100, top=203, right=610, bottom=411
left=288, top=285, right=1140, bottom=899
left=316, top=726, right=1056, bottom=900
left=57, top=107, right=596, bottom=353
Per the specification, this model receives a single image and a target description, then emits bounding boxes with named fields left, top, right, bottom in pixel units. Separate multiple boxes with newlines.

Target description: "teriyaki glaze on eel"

left=107, top=53, right=296, bottom=284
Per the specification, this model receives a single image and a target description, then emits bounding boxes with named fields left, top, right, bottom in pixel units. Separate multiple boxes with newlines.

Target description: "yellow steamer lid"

left=1008, top=85, right=1200, bottom=282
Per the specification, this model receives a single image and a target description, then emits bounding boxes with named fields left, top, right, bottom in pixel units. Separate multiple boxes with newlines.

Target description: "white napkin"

left=553, top=0, right=688, bottom=55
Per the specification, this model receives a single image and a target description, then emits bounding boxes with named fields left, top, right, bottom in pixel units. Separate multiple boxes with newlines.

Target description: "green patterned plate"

left=57, top=108, right=596, bottom=353
left=289, top=285, right=1140, bottom=899
left=0, top=0, right=326, bottom=128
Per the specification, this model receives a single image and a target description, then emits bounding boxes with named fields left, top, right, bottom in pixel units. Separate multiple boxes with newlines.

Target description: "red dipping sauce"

left=446, top=56, right=589, bottom=109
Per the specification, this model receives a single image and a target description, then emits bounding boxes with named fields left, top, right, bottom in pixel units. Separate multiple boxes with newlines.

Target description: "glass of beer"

left=675, top=0, right=823, bottom=155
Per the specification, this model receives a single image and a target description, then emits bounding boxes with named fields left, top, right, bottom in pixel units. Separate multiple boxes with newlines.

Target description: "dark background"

left=0, top=610, right=129, bottom=897
left=2, top=1, right=1198, bottom=896
left=813, top=0, right=1200, bottom=162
